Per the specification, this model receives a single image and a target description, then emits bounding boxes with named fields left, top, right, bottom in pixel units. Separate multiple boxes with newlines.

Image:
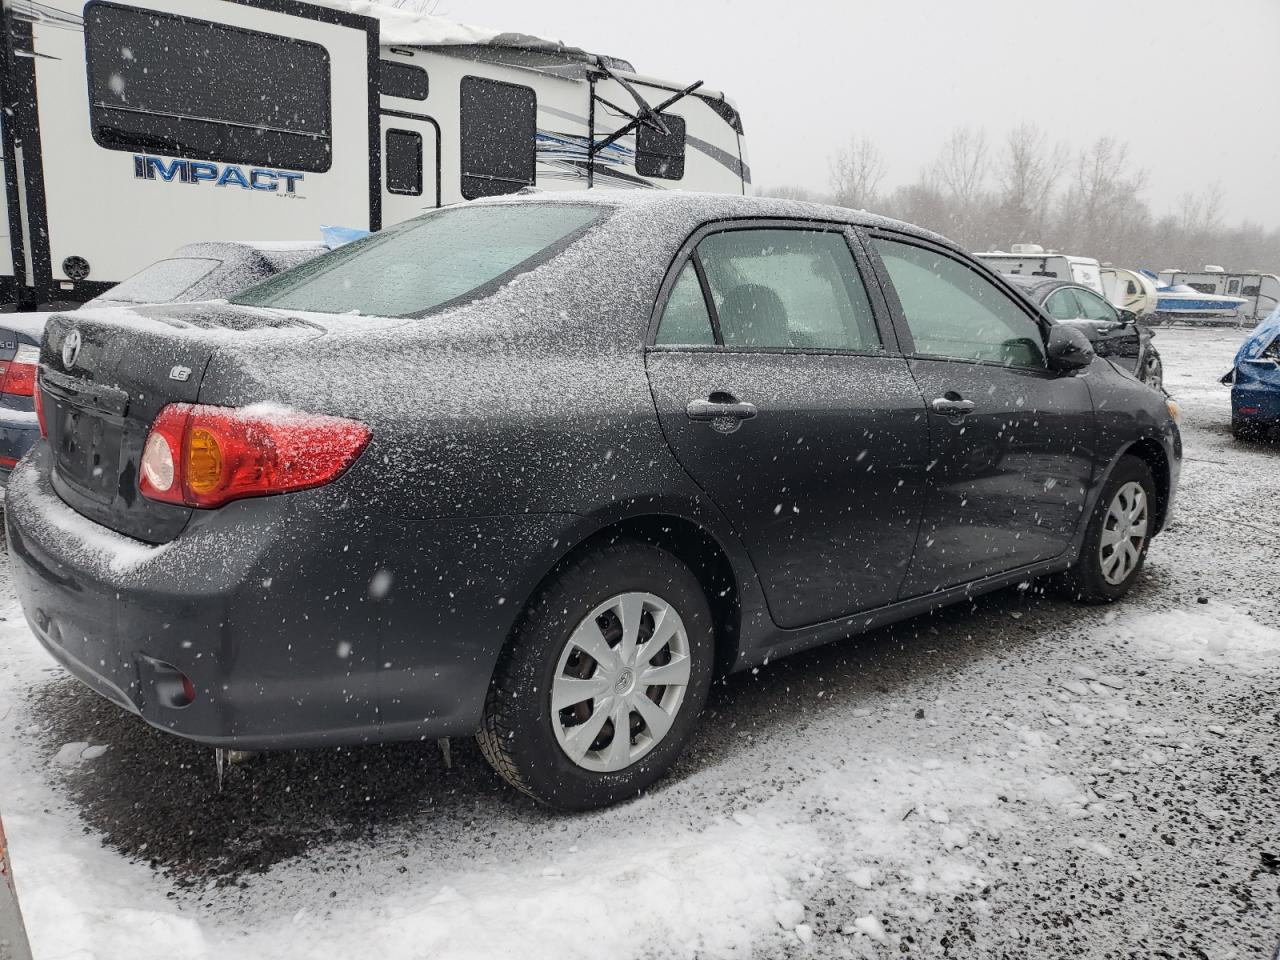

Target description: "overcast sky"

left=449, top=0, right=1280, bottom=230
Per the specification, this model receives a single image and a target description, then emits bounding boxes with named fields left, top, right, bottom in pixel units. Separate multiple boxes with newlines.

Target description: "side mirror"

left=1046, top=324, right=1095, bottom=372
left=1117, top=308, right=1138, bottom=324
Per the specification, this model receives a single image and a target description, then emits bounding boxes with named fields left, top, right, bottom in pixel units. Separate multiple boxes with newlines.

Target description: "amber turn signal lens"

left=1166, top=399, right=1181, bottom=423
left=186, top=427, right=224, bottom=494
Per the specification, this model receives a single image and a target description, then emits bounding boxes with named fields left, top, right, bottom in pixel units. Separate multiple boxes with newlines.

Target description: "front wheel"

left=1065, top=455, right=1157, bottom=603
left=477, top=541, right=714, bottom=810
left=1140, top=350, right=1164, bottom=390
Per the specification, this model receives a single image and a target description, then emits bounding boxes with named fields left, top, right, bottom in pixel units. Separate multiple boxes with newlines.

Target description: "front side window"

left=654, top=261, right=715, bottom=345
left=385, top=129, right=423, bottom=196
left=696, top=229, right=881, bottom=351
left=874, top=239, right=1046, bottom=368
left=636, top=113, right=686, bottom=181
left=234, top=204, right=601, bottom=317
left=1073, top=288, right=1118, bottom=322
left=85, top=2, right=332, bottom=171
left=1044, top=288, right=1080, bottom=320
left=460, top=76, right=536, bottom=200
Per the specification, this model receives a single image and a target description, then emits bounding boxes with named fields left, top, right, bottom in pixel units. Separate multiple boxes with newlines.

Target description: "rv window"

left=460, top=76, right=536, bottom=200
left=636, top=113, right=687, bottom=181
left=84, top=3, right=332, bottom=172
left=381, top=61, right=430, bottom=101
left=386, top=129, right=423, bottom=196
left=1227, top=279, right=1241, bottom=295
left=1243, top=284, right=1261, bottom=296
left=1188, top=283, right=1216, bottom=294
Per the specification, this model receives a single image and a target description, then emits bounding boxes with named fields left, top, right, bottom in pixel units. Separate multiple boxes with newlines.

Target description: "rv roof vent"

left=1010, top=243, right=1045, bottom=255
left=1204, top=265, right=1225, bottom=272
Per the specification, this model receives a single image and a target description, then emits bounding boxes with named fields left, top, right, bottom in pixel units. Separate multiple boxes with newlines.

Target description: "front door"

left=867, top=235, right=1097, bottom=596
left=380, top=112, right=440, bottom=226
left=645, top=223, right=930, bottom=629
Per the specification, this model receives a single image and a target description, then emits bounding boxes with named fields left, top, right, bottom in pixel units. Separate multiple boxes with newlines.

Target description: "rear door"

left=867, top=235, right=1096, bottom=596
left=380, top=112, right=440, bottom=224
left=645, top=221, right=930, bottom=629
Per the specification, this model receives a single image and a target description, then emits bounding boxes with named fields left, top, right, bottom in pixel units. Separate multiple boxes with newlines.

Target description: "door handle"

left=930, top=396, right=976, bottom=416
left=686, top=398, right=758, bottom=422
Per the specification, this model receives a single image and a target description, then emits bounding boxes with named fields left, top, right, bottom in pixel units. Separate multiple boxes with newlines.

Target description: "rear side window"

left=460, top=76, right=536, bottom=200
left=655, top=262, right=714, bottom=345
left=697, top=229, right=880, bottom=351
left=636, top=113, right=686, bottom=181
left=380, top=60, right=429, bottom=101
left=84, top=2, right=332, bottom=171
left=386, top=129, right=423, bottom=196
left=874, top=239, right=1046, bottom=368
left=233, top=204, right=602, bottom=317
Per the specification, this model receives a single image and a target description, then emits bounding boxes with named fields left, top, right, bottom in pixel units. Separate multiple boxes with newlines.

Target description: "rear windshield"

left=104, top=257, right=222, bottom=303
left=233, top=204, right=605, bottom=317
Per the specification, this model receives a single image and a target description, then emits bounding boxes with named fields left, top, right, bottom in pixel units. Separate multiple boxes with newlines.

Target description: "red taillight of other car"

left=139, top=403, right=371, bottom=508
left=0, top=344, right=39, bottom=398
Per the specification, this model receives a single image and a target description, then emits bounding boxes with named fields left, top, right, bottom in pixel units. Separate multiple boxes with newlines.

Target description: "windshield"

left=102, top=257, right=222, bottom=304
left=233, top=204, right=605, bottom=317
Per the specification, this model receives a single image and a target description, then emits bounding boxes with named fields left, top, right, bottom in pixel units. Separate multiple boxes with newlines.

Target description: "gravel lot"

left=0, top=325, right=1276, bottom=960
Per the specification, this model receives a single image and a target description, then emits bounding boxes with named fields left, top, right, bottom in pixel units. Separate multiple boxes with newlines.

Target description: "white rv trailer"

left=0, top=0, right=749, bottom=309
left=1157, top=267, right=1280, bottom=324
left=975, top=244, right=1105, bottom=295
left=1100, top=265, right=1158, bottom=318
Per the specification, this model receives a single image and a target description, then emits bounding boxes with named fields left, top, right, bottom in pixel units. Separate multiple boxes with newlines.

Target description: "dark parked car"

left=0, top=241, right=325, bottom=487
left=1003, top=274, right=1164, bottom=390
left=6, top=193, right=1181, bottom=810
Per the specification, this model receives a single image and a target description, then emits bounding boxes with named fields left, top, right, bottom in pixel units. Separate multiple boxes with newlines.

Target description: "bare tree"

left=1177, top=182, right=1225, bottom=236
left=384, top=0, right=443, bottom=12
left=931, top=127, right=989, bottom=208
left=1062, top=136, right=1149, bottom=261
left=995, top=122, right=1067, bottom=242
left=829, top=136, right=886, bottom=210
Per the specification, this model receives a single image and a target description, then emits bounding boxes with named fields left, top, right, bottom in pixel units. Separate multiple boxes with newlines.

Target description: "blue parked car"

left=1223, top=308, right=1280, bottom=440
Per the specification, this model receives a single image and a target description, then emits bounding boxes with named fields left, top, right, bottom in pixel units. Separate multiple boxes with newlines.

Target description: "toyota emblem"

left=62, top=329, right=81, bottom=369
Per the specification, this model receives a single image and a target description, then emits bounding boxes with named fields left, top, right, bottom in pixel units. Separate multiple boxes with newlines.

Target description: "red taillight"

left=0, top=344, right=39, bottom=397
left=139, top=403, right=371, bottom=508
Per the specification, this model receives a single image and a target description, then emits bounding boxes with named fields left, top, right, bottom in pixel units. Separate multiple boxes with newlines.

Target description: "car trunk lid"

left=39, top=304, right=324, bottom=544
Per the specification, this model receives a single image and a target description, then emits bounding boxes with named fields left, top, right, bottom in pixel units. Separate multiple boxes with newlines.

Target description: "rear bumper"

left=6, top=445, right=575, bottom=749
left=1231, top=384, right=1280, bottom=422
left=0, top=405, right=38, bottom=486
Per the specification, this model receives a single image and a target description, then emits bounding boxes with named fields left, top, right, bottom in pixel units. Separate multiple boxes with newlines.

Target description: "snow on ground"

left=0, top=325, right=1277, bottom=959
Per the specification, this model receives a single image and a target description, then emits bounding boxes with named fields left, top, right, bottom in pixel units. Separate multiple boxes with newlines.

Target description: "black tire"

left=1141, top=350, right=1163, bottom=391
left=1064, top=455, right=1157, bottom=604
left=476, top=541, right=715, bottom=811
left=1232, top=417, right=1262, bottom=442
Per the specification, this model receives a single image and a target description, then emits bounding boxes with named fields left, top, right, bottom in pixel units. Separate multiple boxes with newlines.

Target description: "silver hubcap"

left=551, top=592, right=691, bottom=773
left=1099, top=481, right=1149, bottom=585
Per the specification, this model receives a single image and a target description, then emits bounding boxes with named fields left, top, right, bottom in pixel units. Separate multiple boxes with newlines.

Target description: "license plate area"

left=52, top=399, right=124, bottom=503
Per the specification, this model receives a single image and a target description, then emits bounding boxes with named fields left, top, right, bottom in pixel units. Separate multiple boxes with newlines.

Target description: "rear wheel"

left=1232, top=417, right=1263, bottom=441
left=1065, top=455, right=1156, bottom=603
left=477, top=541, right=714, bottom=810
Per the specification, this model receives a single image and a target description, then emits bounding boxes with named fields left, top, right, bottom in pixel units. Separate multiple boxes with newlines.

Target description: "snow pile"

left=1112, top=602, right=1280, bottom=675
